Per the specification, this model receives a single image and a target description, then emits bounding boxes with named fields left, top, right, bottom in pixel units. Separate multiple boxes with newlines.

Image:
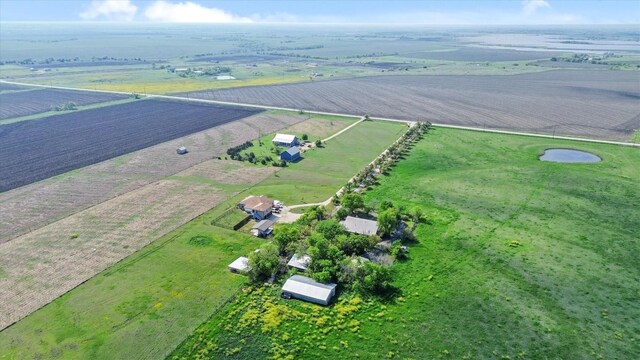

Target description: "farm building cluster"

left=227, top=205, right=397, bottom=306
left=273, top=133, right=301, bottom=162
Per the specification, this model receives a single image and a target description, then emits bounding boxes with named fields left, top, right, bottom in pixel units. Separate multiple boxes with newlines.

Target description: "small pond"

left=539, top=148, right=601, bottom=163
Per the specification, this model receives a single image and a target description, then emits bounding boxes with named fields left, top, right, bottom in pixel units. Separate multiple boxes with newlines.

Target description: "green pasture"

left=171, top=127, right=640, bottom=359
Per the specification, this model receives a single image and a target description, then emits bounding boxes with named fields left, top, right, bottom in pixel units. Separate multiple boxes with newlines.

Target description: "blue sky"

left=1, top=1, right=638, bottom=24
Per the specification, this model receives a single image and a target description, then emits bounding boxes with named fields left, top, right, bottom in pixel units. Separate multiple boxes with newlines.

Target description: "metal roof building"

left=281, top=275, right=337, bottom=306
left=272, top=133, right=299, bottom=147
left=341, top=216, right=378, bottom=236
left=287, top=253, right=311, bottom=271
left=228, top=256, right=250, bottom=273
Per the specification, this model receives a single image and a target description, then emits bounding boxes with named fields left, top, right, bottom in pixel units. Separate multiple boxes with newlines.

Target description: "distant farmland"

left=181, top=70, right=640, bottom=141
left=0, top=99, right=261, bottom=192
left=0, top=88, right=126, bottom=119
left=0, top=83, right=31, bottom=92
left=402, top=47, right=557, bottom=62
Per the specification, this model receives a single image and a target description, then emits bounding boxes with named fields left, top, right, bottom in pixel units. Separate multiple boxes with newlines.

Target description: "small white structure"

left=341, top=216, right=378, bottom=236
left=176, top=146, right=188, bottom=155
left=281, top=275, right=337, bottom=306
left=272, top=133, right=299, bottom=147
left=287, top=253, right=311, bottom=271
left=228, top=256, right=250, bottom=273
left=216, top=75, right=236, bottom=80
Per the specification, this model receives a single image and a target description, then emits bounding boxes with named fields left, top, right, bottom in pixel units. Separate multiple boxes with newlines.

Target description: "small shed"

left=341, top=216, right=378, bottom=236
left=252, top=219, right=275, bottom=237
left=272, top=133, right=299, bottom=147
left=281, top=275, right=337, bottom=306
left=176, top=146, right=188, bottom=155
left=280, top=146, right=300, bottom=162
left=287, top=253, right=311, bottom=271
left=228, top=256, right=250, bottom=273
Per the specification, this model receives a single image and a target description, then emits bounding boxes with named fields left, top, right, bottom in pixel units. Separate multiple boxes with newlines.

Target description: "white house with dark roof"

left=272, top=133, right=299, bottom=147
left=341, top=216, right=378, bottom=236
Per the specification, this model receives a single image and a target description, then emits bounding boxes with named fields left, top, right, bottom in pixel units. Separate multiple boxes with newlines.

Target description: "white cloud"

left=80, top=0, right=138, bottom=21
left=144, top=1, right=253, bottom=23
left=522, top=0, right=551, bottom=16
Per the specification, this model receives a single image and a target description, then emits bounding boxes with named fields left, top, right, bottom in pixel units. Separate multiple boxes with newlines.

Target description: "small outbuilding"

left=281, top=275, right=337, bottom=306
left=272, top=133, right=300, bottom=147
left=287, top=253, right=311, bottom=271
left=341, top=216, right=378, bottom=236
left=176, top=146, right=188, bottom=155
left=228, top=256, right=250, bottom=273
left=280, top=146, right=300, bottom=162
left=252, top=219, right=275, bottom=237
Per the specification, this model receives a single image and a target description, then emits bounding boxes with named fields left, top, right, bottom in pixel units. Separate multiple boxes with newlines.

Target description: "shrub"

left=302, top=133, right=309, bottom=141
left=336, top=207, right=348, bottom=220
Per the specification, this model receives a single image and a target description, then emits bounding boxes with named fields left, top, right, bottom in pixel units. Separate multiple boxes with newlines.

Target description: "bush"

left=248, top=243, right=280, bottom=282
left=315, top=139, right=322, bottom=147
left=336, top=207, right=348, bottom=220
left=302, top=133, right=309, bottom=141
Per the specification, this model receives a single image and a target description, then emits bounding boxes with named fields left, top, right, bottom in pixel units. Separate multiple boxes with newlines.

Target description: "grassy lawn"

left=170, top=128, right=639, bottom=359
left=0, top=219, right=261, bottom=360
left=248, top=120, right=407, bottom=205
left=237, top=112, right=359, bottom=162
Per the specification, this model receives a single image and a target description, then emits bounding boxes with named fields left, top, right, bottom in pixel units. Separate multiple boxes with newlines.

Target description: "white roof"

left=287, top=253, right=311, bottom=270
left=272, top=133, right=297, bottom=143
left=228, top=256, right=250, bottom=272
left=282, top=275, right=336, bottom=302
left=341, top=216, right=378, bottom=235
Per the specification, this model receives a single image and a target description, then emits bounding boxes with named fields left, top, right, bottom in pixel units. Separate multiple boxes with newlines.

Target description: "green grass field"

left=0, top=217, right=261, bottom=360
left=170, top=128, right=640, bottom=359
left=0, top=117, right=406, bottom=360
left=248, top=120, right=406, bottom=205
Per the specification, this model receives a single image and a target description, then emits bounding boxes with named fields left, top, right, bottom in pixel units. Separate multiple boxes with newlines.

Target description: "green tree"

left=315, top=220, right=345, bottom=241
left=356, top=262, right=396, bottom=296
left=247, top=243, right=280, bottom=282
left=315, top=139, right=322, bottom=147
left=337, top=234, right=372, bottom=256
left=377, top=208, right=398, bottom=237
left=335, top=207, right=348, bottom=220
left=273, top=224, right=300, bottom=255
left=410, top=206, right=423, bottom=224
left=341, top=193, right=364, bottom=215
left=378, top=200, right=394, bottom=212
left=307, top=234, right=344, bottom=282
left=302, top=133, right=309, bottom=141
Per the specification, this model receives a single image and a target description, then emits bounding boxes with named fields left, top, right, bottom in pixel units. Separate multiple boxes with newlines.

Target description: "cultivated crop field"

left=182, top=70, right=640, bottom=141
left=0, top=88, right=126, bottom=119
left=0, top=83, right=31, bottom=92
left=0, top=110, right=307, bottom=243
left=171, top=128, right=640, bottom=359
left=403, top=47, right=558, bottom=61
left=0, top=158, right=276, bottom=331
left=0, top=98, right=262, bottom=192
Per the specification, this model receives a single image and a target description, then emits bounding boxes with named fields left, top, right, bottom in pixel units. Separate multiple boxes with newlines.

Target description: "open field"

left=403, top=47, right=559, bottom=62
left=0, top=158, right=276, bottom=331
left=0, top=99, right=261, bottom=192
left=0, top=88, right=126, bottom=119
left=0, top=116, right=403, bottom=358
left=0, top=83, right=31, bottom=92
left=181, top=70, right=640, bottom=141
left=0, top=221, right=261, bottom=360
left=171, top=128, right=640, bottom=359
left=249, top=120, right=406, bottom=205
left=0, top=110, right=306, bottom=243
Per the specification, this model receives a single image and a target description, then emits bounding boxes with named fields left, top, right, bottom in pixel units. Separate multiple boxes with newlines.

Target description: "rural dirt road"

left=1, top=80, right=638, bottom=148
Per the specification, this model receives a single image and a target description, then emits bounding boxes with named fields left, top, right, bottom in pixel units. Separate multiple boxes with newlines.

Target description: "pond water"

left=539, top=149, right=601, bottom=163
